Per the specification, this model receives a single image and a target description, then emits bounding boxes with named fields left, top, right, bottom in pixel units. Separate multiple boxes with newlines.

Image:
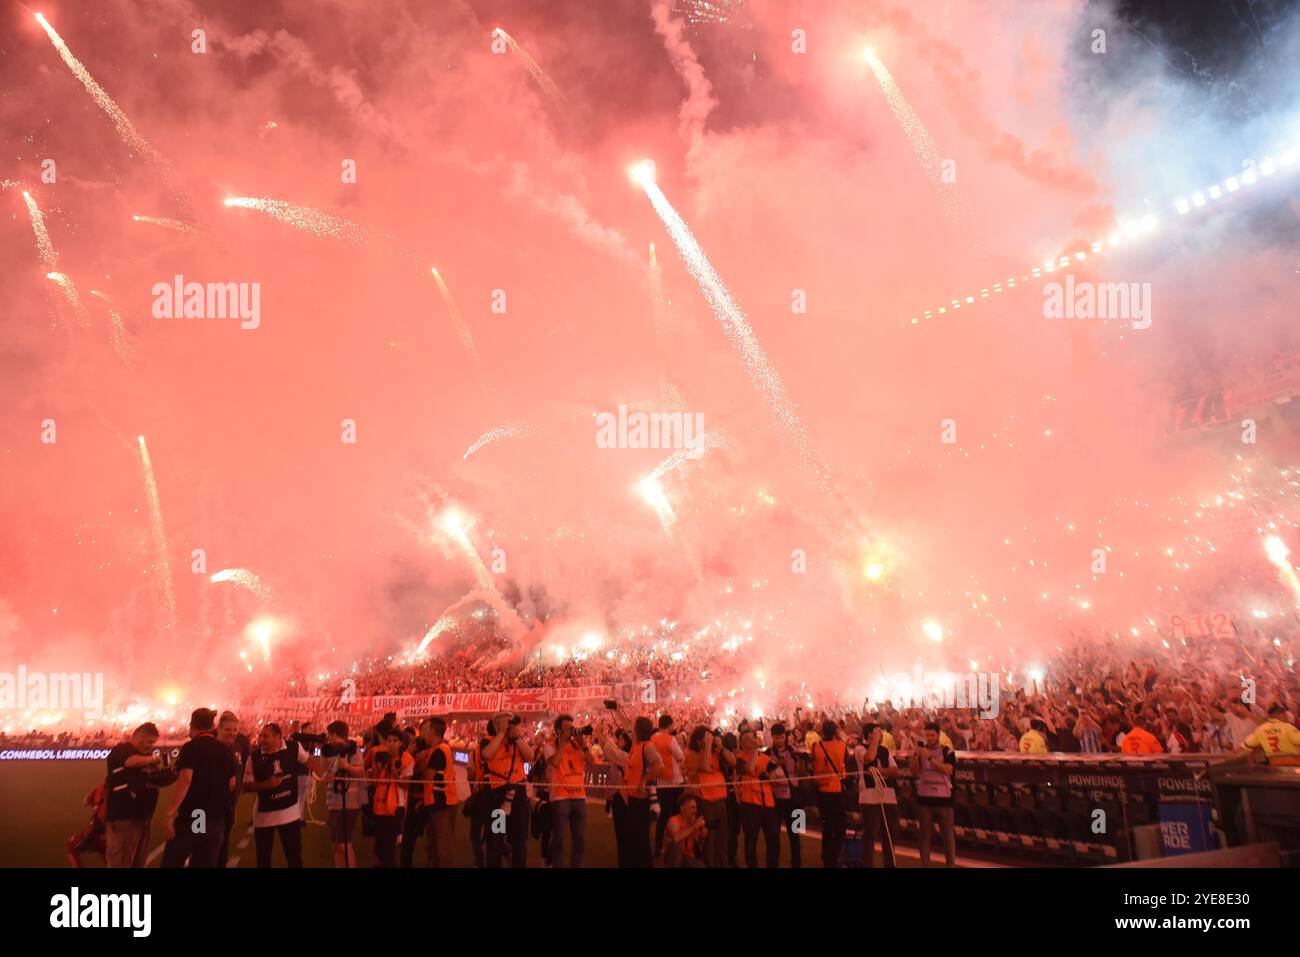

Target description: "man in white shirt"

left=242, top=723, right=314, bottom=868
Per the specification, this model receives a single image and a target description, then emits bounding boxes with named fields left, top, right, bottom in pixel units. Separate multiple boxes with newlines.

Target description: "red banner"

left=548, top=685, right=613, bottom=703
left=435, top=692, right=502, bottom=714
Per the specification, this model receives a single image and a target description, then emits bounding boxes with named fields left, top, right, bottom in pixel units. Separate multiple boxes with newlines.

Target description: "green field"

left=2, top=761, right=920, bottom=868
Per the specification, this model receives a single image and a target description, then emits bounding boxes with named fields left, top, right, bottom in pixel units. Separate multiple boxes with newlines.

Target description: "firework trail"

left=439, top=507, right=495, bottom=591
left=87, top=290, right=133, bottom=360
left=463, top=422, right=532, bottom=460
left=637, top=476, right=677, bottom=538
left=34, top=14, right=189, bottom=209
left=645, top=429, right=728, bottom=483
left=674, top=0, right=746, bottom=25
left=416, top=614, right=456, bottom=656
left=430, top=268, right=481, bottom=361
left=46, top=272, right=87, bottom=325
left=493, top=28, right=566, bottom=105
left=633, top=167, right=832, bottom=492
left=210, top=568, right=277, bottom=604
left=137, top=435, right=179, bottom=651
left=649, top=241, right=670, bottom=339
left=1264, top=536, right=1300, bottom=606
left=864, top=49, right=959, bottom=221
left=223, top=196, right=418, bottom=264
left=132, top=214, right=202, bottom=236
left=22, top=191, right=57, bottom=268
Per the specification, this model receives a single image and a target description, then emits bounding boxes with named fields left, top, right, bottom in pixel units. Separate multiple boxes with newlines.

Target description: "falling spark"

left=493, top=28, right=566, bottom=104
left=35, top=13, right=188, bottom=208
left=864, top=49, right=957, bottom=221
left=22, top=191, right=57, bottom=268
left=674, top=0, right=747, bottom=25
left=463, top=422, right=532, bottom=460
left=132, top=214, right=201, bottom=235
left=224, top=196, right=417, bottom=264
left=46, top=272, right=87, bottom=325
left=648, top=242, right=669, bottom=339
left=430, top=268, right=480, bottom=360
left=633, top=168, right=830, bottom=491
left=87, top=290, right=133, bottom=360
left=138, top=435, right=179, bottom=651
left=645, top=429, right=727, bottom=483
left=210, top=568, right=276, bottom=604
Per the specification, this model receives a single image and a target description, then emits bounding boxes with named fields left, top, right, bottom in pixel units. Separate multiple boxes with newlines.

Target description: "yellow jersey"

left=1243, top=719, right=1300, bottom=757
left=1019, top=730, right=1048, bottom=754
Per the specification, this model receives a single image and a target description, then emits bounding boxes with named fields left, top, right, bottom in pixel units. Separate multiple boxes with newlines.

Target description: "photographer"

left=243, top=722, right=313, bottom=868
left=736, top=728, right=782, bottom=867
left=161, top=708, right=238, bottom=868
left=595, top=715, right=663, bottom=868
left=854, top=723, right=900, bottom=867
left=910, top=721, right=957, bottom=867
left=766, top=722, right=801, bottom=868
left=414, top=717, right=459, bottom=867
left=105, top=722, right=173, bottom=867
left=480, top=711, right=533, bottom=868
left=684, top=725, right=732, bottom=868
left=367, top=727, right=414, bottom=867
left=811, top=718, right=847, bottom=868
left=650, top=714, right=685, bottom=861
left=544, top=713, right=598, bottom=868
left=320, top=720, right=364, bottom=867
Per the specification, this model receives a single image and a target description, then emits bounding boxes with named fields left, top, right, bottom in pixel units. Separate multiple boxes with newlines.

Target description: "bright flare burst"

left=210, top=568, right=276, bottom=604
left=22, top=191, right=57, bottom=268
left=633, top=169, right=830, bottom=491
left=1264, top=535, right=1300, bottom=606
left=244, top=616, right=278, bottom=662
left=493, top=28, right=566, bottom=105
left=137, top=435, right=179, bottom=650
left=637, top=476, right=677, bottom=537
left=439, top=507, right=494, bottom=590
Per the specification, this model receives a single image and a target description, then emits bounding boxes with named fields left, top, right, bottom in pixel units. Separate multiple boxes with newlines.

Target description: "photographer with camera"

left=811, top=718, right=848, bottom=868
left=854, top=722, right=900, bottom=867
left=595, top=713, right=663, bottom=867
left=367, top=726, right=414, bottom=867
left=318, top=720, right=364, bottom=867
left=413, top=717, right=459, bottom=867
left=480, top=711, right=533, bottom=868
left=544, top=713, right=598, bottom=868
left=766, top=722, right=802, bottom=868
left=104, top=722, right=174, bottom=867
left=736, top=727, right=782, bottom=867
left=242, top=722, right=314, bottom=867
left=684, top=725, right=732, bottom=868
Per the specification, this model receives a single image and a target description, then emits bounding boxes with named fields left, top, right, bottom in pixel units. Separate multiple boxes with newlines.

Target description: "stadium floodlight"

left=1175, top=198, right=1190, bottom=214
left=1242, top=167, right=1257, bottom=185
left=1224, top=177, right=1240, bottom=192
left=1191, top=192, right=1206, bottom=207
left=1260, top=157, right=1276, bottom=176
left=1208, top=185, right=1222, bottom=199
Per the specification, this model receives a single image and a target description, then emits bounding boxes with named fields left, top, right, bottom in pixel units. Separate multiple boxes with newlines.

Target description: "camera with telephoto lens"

left=320, top=739, right=357, bottom=758
left=603, top=699, right=619, bottom=711
left=373, top=749, right=392, bottom=767
left=577, top=724, right=594, bottom=736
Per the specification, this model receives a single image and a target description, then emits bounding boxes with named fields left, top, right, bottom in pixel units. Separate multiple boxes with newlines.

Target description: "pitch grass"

left=0, top=761, right=927, bottom=868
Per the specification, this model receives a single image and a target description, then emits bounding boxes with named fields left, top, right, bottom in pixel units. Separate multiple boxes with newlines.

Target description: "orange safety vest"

left=692, top=748, right=727, bottom=801
left=551, top=739, right=587, bottom=801
left=668, top=814, right=704, bottom=859
left=372, top=750, right=411, bottom=816
left=421, top=742, right=460, bottom=806
left=812, top=739, right=847, bottom=793
left=622, top=741, right=655, bottom=797
left=483, top=739, right=526, bottom=786
left=651, top=731, right=678, bottom=783
left=737, top=750, right=775, bottom=807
